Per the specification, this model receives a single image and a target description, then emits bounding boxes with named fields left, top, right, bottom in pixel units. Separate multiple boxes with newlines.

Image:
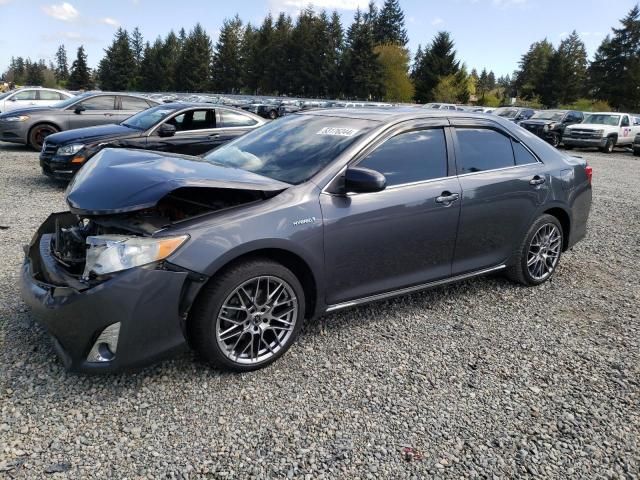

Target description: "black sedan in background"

left=40, top=103, right=265, bottom=180
left=519, top=110, right=584, bottom=147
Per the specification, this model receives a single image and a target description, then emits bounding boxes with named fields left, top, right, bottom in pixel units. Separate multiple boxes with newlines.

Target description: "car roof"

left=299, top=107, right=506, bottom=123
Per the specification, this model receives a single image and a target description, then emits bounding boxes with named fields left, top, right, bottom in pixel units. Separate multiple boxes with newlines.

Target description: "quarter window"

left=221, top=110, right=258, bottom=128
left=512, top=141, right=537, bottom=166
left=357, top=129, right=448, bottom=187
left=121, top=96, right=152, bottom=111
left=79, top=96, right=116, bottom=110
left=455, top=128, right=515, bottom=174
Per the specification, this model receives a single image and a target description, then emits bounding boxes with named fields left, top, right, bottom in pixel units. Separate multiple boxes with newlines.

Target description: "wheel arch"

left=28, top=121, right=61, bottom=144
left=543, top=206, right=571, bottom=251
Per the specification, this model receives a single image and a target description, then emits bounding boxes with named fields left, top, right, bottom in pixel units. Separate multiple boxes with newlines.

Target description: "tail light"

left=585, top=165, right=593, bottom=184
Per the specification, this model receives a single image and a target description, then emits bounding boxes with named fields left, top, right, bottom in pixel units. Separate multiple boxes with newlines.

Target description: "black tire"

left=189, top=258, right=305, bottom=372
left=633, top=148, right=640, bottom=157
left=29, top=124, right=59, bottom=150
left=506, top=214, right=564, bottom=286
left=268, top=109, right=278, bottom=120
left=550, top=133, right=560, bottom=148
left=600, top=137, right=615, bottom=154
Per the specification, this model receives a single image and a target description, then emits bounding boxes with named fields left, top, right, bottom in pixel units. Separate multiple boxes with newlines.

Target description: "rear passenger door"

left=450, top=120, right=548, bottom=275
left=321, top=120, right=461, bottom=305
left=117, top=96, right=153, bottom=123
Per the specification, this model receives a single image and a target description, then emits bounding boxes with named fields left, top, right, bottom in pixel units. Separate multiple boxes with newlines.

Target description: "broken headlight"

left=83, top=235, right=188, bottom=279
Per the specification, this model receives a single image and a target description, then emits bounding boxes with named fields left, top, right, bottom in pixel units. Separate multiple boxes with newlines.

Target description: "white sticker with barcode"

left=317, top=127, right=360, bottom=137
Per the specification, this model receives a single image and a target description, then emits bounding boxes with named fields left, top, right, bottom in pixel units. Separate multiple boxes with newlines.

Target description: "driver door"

left=320, top=120, right=461, bottom=306
left=67, top=95, right=119, bottom=129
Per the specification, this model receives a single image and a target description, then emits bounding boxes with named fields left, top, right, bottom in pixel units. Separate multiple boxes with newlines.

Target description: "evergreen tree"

left=413, top=31, right=460, bottom=102
left=176, top=23, right=213, bottom=92
left=342, top=8, right=383, bottom=99
left=240, top=23, right=259, bottom=94
left=270, top=13, right=294, bottom=95
left=67, top=45, right=93, bottom=90
left=487, top=70, right=496, bottom=90
left=514, top=39, right=554, bottom=100
left=140, top=38, right=165, bottom=91
left=130, top=27, right=145, bottom=89
left=374, top=0, right=408, bottom=46
left=25, top=59, right=44, bottom=85
left=98, top=28, right=136, bottom=90
left=163, top=30, right=181, bottom=91
left=478, top=68, right=489, bottom=98
left=374, top=43, right=414, bottom=101
left=542, top=31, right=588, bottom=106
left=211, top=16, right=243, bottom=93
left=327, top=10, right=344, bottom=97
left=589, top=5, right=640, bottom=110
left=55, top=45, right=69, bottom=82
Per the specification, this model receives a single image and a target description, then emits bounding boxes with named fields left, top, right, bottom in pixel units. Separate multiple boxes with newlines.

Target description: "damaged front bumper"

left=20, top=212, right=206, bottom=373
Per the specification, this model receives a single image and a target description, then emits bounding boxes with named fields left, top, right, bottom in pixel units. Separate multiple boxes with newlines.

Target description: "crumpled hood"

left=66, top=148, right=291, bottom=215
left=44, top=124, right=137, bottom=146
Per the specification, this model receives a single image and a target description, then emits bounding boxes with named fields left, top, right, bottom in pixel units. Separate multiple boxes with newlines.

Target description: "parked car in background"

left=21, top=108, right=592, bottom=373
left=423, top=103, right=458, bottom=110
left=492, top=106, right=536, bottom=123
left=519, top=110, right=584, bottom=147
left=0, top=87, right=73, bottom=114
left=40, top=103, right=265, bottom=180
left=633, top=132, right=640, bottom=156
left=0, top=92, right=159, bottom=150
left=563, top=112, right=640, bottom=153
left=240, top=99, right=284, bottom=119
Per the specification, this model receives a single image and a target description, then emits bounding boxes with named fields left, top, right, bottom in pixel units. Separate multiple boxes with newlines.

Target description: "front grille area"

left=40, top=142, right=57, bottom=161
left=567, top=129, right=601, bottom=139
left=522, top=124, right=545, bottom=136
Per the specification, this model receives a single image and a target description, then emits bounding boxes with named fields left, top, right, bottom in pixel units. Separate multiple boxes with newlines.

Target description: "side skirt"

left=325, top=264, right=506, bottom=313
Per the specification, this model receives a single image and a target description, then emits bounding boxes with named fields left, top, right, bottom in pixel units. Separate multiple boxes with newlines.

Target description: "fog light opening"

left=87, top=322, right=120, bottom=363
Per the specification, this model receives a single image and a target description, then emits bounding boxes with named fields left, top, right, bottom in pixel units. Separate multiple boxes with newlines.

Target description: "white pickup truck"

left=563, top=112, right=640, bottom=153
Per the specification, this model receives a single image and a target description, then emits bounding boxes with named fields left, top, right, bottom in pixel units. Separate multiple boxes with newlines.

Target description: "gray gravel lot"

left=0, top=142, right=638, bottom=479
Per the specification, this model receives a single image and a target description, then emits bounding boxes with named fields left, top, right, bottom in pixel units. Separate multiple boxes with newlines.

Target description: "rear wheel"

left=600, top=137, right=615, bottom=153
left=29, top=124, right=59, bottom=150
left=189, top=259, right=305, bottom=371
left=268, top=109, right=278, bottom=120
left=506, top=214, right=563, bottom=286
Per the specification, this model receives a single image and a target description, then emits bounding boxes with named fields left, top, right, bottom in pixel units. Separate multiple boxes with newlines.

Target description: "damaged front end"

left=21, top=148, right=290, bottom=372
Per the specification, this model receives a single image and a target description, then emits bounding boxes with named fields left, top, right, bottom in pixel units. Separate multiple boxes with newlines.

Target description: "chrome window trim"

left=456, top=161, right=540, bottom=178
left=325, top=264, right=506, bottom=312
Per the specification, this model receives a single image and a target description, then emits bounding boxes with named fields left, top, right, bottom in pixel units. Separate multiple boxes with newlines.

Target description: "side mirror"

left=158, top=123, right=177, bottom=137
left=74, top=105, right=86, bottom=114
left=344, top=167, right=386, bottom=194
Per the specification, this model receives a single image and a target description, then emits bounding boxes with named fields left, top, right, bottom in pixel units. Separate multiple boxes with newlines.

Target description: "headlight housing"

left=594, top=129, right=604, bottom=137
left=3, top=115, right=29, bottom=122
left=83, top=235, right=188, bottom=279
left=56, top=143, right=84, bottom=156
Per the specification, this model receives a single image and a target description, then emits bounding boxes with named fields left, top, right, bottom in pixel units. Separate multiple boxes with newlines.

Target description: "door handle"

left=435, top=192, right=460, bottom=205
left=104, top=113, right=114, bottom=117
left=529, top=175, right=546, bottom=186
left=209, top=134, right=220, bottom=138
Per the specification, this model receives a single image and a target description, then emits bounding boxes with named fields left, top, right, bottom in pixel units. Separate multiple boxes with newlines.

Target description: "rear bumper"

left=563, top=137, right=607, bottom=148
left=19, top=213, right=201, bottom=373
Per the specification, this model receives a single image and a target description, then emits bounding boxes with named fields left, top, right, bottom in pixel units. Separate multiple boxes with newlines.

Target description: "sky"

left=0, top=0, right=637, bottom=77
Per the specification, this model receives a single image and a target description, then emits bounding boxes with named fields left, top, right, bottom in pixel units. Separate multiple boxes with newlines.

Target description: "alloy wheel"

left=527, top=224, right=562, bottom=281
left=216, top=275, right=298, bottom=365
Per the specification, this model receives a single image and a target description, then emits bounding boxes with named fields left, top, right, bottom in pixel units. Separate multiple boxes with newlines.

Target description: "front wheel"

left=29, top=124, right=59, bottom=150
left=268, top=109, right=278, bottom=120
left=633, top=148, right=640, bottom=157
left=600, top=137, right=615, bottom=153
left=549, top=133, right=560, bottom=148
left=189, top=259, right=305, bottom=372
left=506, top=214, right=563, bottom=286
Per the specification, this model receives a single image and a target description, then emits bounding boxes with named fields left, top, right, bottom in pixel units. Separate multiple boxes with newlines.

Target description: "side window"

left=512, top=141, right=538, bottom=166
left=121, top=96, right=152, bottom=111
left=357, top=128, right=448, bottom=187
left=221, top=110, right=258, bottom=128
left=455, top=128, right=515, bottom=174
left=38, top=90, right=64, bottom=101
left=167, top=110, right=215, bottom=131
left=79, top=96, right=116, bottom=110
left=621, top=115, right=630, bottom=127
left=13, top=90, right=37, bottom=100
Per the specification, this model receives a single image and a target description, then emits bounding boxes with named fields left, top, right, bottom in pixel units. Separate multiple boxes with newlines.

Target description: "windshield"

left=494, top=108, right=519, bottom=118
left=122, top=105, right=176, bottom=130
left=532, top=111, right=565, bottom=121
left=204, top=114, right=378, bottom=184
left=583, top=114, right=620, bottom=126
left=52, top=92, right=87, bottom=109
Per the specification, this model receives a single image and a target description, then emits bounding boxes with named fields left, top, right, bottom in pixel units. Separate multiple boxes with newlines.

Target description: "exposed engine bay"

left=51, top=187, right=269, bottom=276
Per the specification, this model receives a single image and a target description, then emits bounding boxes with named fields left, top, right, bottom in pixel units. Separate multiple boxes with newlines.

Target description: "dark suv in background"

left=519, top=110, right=584, bottom=147
left=493, top=107, right=536, bottom=124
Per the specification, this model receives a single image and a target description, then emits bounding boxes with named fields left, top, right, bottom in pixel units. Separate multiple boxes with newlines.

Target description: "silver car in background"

left=0, top=87, right=73, bottom=114
left=0, top=92, right=159, bottom=149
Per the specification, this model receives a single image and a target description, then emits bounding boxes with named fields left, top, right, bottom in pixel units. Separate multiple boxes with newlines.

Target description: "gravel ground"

left=0, top=143, right=638, bottom=479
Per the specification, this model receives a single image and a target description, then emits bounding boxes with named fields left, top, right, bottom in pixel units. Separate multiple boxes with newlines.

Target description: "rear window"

left=121, top=96, right=152, bottom=111
left=205, top=114, right=377, bottom=184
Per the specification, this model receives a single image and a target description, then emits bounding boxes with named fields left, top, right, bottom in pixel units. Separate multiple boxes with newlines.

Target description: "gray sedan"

left=21, top=108, right=592, bottom=373
left=0, top=92, right=159, bottom=149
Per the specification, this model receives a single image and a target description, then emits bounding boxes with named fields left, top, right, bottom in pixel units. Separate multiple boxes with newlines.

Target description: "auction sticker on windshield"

left=317, top=127, right=360, bottom=137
